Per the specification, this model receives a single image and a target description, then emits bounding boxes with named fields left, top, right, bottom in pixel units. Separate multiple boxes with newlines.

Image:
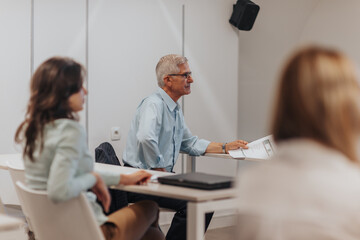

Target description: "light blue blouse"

left=24, top=119, right=120, bottom=226
left=123, top=88, right=210, bottom=172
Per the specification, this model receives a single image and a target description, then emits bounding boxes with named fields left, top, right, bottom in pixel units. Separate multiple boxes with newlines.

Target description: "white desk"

left=186, top=153, right=264, bottom=172
left=95, top=163, right=238, bottom=240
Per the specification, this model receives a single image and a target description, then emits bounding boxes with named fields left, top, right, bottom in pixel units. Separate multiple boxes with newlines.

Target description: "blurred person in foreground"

left=15, top=57, right=164, bottom=240
left=236, top=46, right=360, bottom=240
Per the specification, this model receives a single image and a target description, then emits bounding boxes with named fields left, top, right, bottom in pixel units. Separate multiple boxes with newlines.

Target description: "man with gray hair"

left=122, top=54, right=248, bottom=239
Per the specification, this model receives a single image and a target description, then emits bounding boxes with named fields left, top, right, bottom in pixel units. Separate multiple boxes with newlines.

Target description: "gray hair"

left=155, top=54, right=188, bottom=87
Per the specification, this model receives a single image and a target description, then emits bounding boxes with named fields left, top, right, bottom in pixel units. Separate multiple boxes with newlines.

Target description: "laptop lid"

left=157, top=172, right=234, bottom=190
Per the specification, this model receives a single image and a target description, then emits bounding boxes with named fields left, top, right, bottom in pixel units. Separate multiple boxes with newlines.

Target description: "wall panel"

left=300, top=0, right=360, bottom=62
left=237, top=0, right=360, bottom=146
left=33, top=0, right=86, bottom=68
left=88, top=0, right=183, bottom=162
left=237, top=0, right=320, bottom=141
left=0, top=0, right=31, bottom=153
left=33, top=0, right=87, bottom=125
left=183, top=0, right=239, bottom=176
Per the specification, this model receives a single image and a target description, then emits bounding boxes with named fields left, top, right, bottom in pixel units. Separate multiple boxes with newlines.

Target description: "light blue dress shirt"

left=24, top=119, right=120, bottom=226
left=123, top=88, right=210, bottom=172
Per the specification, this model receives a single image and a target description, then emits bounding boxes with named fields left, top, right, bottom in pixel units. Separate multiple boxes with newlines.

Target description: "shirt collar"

left=158, top=88, right=180, bottom=112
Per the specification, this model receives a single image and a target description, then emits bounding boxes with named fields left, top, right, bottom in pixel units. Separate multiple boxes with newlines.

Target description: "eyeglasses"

left=168, top=72, right=192, bottom=79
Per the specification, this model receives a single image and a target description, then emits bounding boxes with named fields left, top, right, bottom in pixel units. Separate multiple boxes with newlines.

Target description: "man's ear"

left=164, top=76, right=172, bottom=87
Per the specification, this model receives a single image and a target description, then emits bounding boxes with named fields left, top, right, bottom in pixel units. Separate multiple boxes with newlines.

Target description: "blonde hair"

left=271, top=46, right=360, bottom=162
left=155, top=54, right=187, bottom=87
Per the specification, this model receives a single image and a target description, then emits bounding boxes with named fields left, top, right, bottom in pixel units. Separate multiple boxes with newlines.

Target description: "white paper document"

left=228, top=135, right=275, bottom=160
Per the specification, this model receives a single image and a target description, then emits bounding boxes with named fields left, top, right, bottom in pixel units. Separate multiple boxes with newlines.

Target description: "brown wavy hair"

left=15, top=57, right=85, bottom=162
left=271, top=46, right=360, bottom=162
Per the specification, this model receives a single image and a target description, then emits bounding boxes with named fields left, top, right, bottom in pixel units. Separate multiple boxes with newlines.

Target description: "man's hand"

left=225, top=140, right=248, bottom=153
left=120, top=170, right=152, bottom=185
left=205, top=140, right=248, bottom=154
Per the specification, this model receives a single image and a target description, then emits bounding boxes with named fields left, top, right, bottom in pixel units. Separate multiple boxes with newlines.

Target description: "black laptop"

left=157, top=172, right=233, bottom=190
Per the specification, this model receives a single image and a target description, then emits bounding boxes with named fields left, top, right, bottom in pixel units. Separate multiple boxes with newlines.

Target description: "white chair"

left=15, top=181, right=105, bottom=240
left=7, top=160, right=34, bottom=233
left=7, top=159, right=25, bottom=184
left=0, top=213, right=27, bottom=240
left=0, top=154, right=22, bottom=208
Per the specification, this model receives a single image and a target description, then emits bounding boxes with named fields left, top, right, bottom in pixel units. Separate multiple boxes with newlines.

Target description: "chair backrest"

left=0, top=154, right=22, bottom=206
left=0, top=153, right=21, bottom=170
left=95, top=142, right=128, bottom=212
left=0, top=213, right=27, bottom=240
left=95, top=142, right=121, bottom=165
left=7, top=159, right=26, bottom=185
left=7, top=160, right=33, bottom=231
left=15, top=181, right=105, bottom=240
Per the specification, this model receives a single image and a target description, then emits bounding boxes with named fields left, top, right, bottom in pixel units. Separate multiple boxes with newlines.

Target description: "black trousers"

left=127, top=191, right=213, bottom=240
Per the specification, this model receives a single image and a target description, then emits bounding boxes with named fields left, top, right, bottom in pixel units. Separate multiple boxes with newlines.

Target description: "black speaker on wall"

left=229, top=0, right=260, bottom=31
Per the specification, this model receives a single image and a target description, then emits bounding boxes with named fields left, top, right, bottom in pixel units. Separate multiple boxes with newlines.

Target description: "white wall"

left=33, top=0, right=86, bottom=68
left=0, top=0, right=87, bottom=156
left=183, top=0, right=240, bottom=176
left=300, top=0, right=360, bottom=63
left=33, top=0, right=87, bottom=125
left=237, top=0, right=320, bottom=141
left=87, top=0, right=183, bottom=164
left=0, top=0, right=31, bottom=154
left=237, top=0, right=360, bottom=148
left=3, top=0, right=360, bottom=177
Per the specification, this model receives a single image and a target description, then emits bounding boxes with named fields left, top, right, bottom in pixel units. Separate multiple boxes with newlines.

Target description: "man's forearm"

left=205, top=140, right=249, bottom=154
left=205, top=142, right=225, bottom=153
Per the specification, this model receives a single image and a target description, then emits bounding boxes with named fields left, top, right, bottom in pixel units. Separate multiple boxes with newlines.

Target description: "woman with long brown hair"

left=236, top=46, right=360, bottom=239
left=15, top=57, right=164, bottom=240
